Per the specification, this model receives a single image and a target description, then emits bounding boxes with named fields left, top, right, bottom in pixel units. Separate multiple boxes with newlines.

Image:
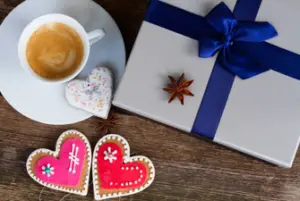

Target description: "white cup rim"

left=18, top=13, right=90, bottom=84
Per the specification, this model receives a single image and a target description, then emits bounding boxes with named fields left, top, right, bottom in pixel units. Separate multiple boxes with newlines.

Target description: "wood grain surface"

left=1, top=0, right=300, bottom=201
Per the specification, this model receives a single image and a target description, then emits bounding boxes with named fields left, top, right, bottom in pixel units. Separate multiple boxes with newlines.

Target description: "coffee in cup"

left=26, top=22, right=84, bottom=80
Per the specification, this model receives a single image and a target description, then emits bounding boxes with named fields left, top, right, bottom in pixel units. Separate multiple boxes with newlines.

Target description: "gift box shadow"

left=114, top=106, right=277, bottom=167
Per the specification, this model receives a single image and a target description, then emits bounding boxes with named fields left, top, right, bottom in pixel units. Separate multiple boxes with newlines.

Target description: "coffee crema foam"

left=26, top=22, right=84, bottom=80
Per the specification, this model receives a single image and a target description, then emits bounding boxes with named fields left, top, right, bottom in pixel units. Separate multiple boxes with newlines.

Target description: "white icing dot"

left=129, top=182, right=132, bottom=185
left=121, top=183, right=124, bottom=186
left=121, top=167, right=124, bottom=170
left=126, top=167, right=129, bottom=170
left=131, top=167, right=134, bottom=170
left=140, top=170, right=143, bottom=174
left=110, top=182, right=113, bottom=186
left=136, top=166, right=139, bottom=170
left=140, top=175, right=143, bottom=178
left=135, top=181, right=138, bottom=184
left=125, top=182, right=128, bottom=186
left=138, top=178, right=141, bottom=182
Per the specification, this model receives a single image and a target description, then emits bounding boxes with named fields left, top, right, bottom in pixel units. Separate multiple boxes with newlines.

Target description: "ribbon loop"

left=235, top=21, right=278, bottom=42
left=205, top=2, right=237, bottom=34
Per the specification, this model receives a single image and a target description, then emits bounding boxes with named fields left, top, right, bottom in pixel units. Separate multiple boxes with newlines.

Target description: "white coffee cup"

left=18, top=13, right=105, bottom=84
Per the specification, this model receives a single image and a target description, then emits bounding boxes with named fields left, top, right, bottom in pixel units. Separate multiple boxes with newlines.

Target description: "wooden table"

left=1, top=0, right=300, bottom=201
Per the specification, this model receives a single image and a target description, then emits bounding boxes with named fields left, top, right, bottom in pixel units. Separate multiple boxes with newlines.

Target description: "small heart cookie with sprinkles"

left=65, top=67, right=113, bottom=119
left=26, top=130, right=92, bottom=196
left=92, top=134, right=155, bottom=200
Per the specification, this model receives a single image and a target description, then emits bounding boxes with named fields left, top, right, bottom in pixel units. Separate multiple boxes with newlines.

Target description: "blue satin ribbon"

left=145, top=0, right=300, bottom=138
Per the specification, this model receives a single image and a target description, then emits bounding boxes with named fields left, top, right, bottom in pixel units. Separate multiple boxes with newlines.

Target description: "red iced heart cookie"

left=92, top=134, right=155, bottom=200
left=26, top=130, right=92, bottom=196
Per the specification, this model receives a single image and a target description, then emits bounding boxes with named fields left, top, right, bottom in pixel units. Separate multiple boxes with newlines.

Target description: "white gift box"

left=113, top=0, right=300, bottom=167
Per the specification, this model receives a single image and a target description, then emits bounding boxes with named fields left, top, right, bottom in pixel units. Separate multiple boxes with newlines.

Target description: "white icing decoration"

left=41, top=163, right=54, bottom=177
left=104, top=147, right=117, bottom=163
left=68, top=143, right=80, bottom=174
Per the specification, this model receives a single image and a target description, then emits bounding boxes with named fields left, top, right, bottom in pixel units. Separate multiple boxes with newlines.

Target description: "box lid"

left=113, top=0, right=300, bottom=167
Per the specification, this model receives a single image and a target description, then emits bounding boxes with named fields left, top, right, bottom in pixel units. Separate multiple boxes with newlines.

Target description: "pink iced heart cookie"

left=66, top=67, right=113, bottom=119
left=92, top=134, right=155, bottom=200
left=26, top=130, right=92, bottom=196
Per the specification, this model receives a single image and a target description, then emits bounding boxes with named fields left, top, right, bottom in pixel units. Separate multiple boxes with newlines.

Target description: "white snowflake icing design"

left=104, top=147, right=118, bottom=163
left=42, top=163, right=54, bottom=177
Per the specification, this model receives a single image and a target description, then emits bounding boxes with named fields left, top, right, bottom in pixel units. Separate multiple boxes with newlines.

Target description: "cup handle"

left=87, top=29, right=105, bottom=46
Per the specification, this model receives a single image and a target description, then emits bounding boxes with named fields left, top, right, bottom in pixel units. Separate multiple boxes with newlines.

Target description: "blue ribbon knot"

left=198, top=2, right=278, bottom=79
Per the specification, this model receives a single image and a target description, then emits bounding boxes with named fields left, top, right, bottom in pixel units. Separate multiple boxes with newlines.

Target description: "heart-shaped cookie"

left=26, top=130, right=92, bottom=196
left=65, top=67, right=113, bottom=119
left=92, top=134, right=155, bottom=200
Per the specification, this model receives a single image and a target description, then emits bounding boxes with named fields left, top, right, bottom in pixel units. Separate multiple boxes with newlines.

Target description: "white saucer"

left=0, top=0, right=126, bottom=125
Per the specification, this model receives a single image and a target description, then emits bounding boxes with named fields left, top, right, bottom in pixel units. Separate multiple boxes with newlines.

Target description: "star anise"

left=98, top=112, right=119, bottom=134
left=163, top=73, right=194, bottom=105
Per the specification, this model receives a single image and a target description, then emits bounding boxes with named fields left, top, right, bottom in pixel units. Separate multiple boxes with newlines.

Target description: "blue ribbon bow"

left=199, top=3, right=278, bottom=79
